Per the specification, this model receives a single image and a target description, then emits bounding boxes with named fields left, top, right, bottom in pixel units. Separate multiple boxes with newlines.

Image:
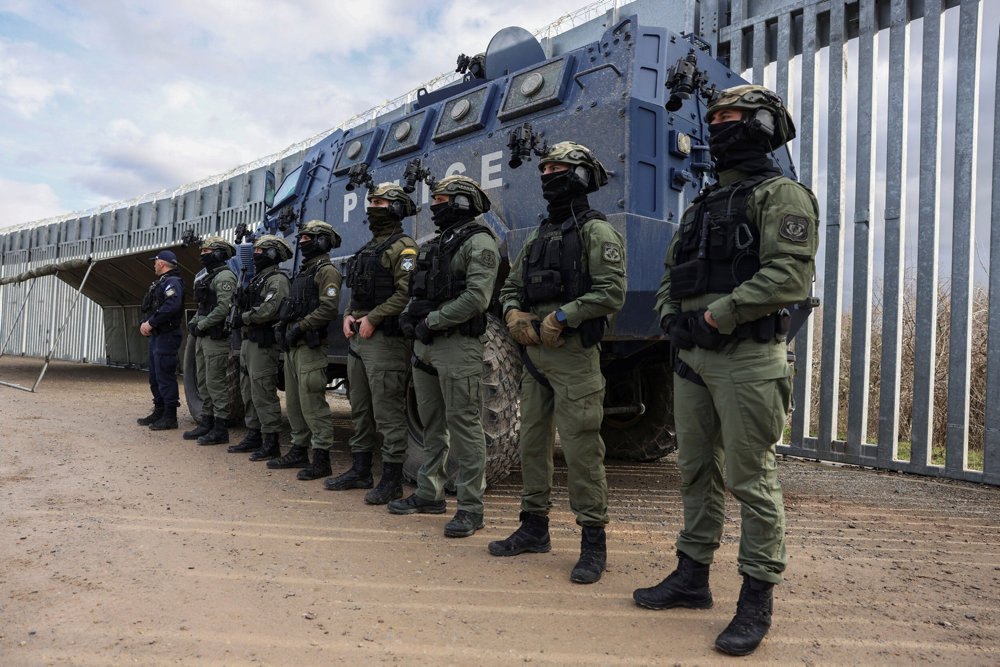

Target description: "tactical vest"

left=521, top=210, right=607, bottom=347
left=346, top=232, right=407, bottom=310
left=670, top=172, right=779, bottom=300
left=277, top=258, right=332, bottom=347
left=141, top=269, right=182, bottom=331
left=245, top=267, right=289, bottom=347
left=193, top=266, right=232, bottom=339
left=409, top=223, right=493, bottom=337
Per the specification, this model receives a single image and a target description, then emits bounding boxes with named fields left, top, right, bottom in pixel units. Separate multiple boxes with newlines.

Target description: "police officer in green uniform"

left=226, top=235, right=293, bottom=460
left=387, top=175, right=499, bottom=539
left=326, top=184, right=419, bottom=504
left=184, top=236, right=238, bottom=446
left=488, top=142, right=625, bottom=584
left=268, top=220, right=343, bottom=481
left=632, top=85, right=819, bottom=656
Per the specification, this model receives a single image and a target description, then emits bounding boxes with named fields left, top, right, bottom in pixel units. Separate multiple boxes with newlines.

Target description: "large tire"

left=182, top=334, right=244, bottom=424
left=601, top=360, right=676, bottom=462
left=403, top=313, right=522, bottom=488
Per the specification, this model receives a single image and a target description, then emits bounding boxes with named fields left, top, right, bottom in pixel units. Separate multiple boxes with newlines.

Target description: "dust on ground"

left=1, top=357, right=998, bottom=664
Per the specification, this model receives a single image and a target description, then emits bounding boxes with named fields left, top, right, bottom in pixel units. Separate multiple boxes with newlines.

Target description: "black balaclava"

left=430, top=201, right=471, bottom=231
left=200, top=251, right=225, bottom=271
left=298, top=236, right=326, bottom=259
left=707, top=118, right=778, bottom=174
left=366, top=206, right=401, bottom=236
left=540, top=170, right=591, bottom=223
left=252, top=250, right=277, bottom=272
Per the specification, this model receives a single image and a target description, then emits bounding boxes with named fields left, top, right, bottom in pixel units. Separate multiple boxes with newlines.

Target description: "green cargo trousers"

left=673, top=338, right=793, bottom=584
left=239, top=339, right=282, bottom=434
left=411, top=334, right=486, bottom=514
left=195, top=336, right=231, bottom=420
left=347, top=331, right=411, bottom=462
left=519, top=336, right=608, bottom=526
left=283, top=343, right=333, bottom=452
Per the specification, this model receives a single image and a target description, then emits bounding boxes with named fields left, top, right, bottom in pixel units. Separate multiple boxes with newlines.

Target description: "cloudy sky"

left=0, top=0, right=599, bottom=229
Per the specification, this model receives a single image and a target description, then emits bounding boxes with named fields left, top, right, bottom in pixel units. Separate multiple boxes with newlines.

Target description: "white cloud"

left=0, top=42, right=72, bottom=117
left=0, top=177, right=65, bottom=227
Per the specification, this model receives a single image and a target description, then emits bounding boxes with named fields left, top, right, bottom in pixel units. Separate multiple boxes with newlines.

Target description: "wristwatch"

left=554, top=309, right=567, bottom=325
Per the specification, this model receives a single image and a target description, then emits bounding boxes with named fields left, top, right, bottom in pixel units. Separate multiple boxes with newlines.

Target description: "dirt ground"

left=1, top=356, right=998, bottom=665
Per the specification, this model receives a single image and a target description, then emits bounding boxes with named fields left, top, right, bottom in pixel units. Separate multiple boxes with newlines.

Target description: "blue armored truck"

left=229, top=5, right=798, bottom=483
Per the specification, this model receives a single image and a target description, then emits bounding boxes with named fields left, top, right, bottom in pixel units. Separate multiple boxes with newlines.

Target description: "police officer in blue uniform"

left=138, top=249, right=186, bottom=430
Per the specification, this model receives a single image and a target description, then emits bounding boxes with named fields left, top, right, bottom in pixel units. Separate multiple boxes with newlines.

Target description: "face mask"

left=430, top=202, right=464, bottom=230
left=540, top=170, right=573, bottom=202
left=298, top=238, right=321, bottom=258
left=200, top=253, right=223, bottom=270
left=366, top=206, right=399, bottom=234
left=252, top=253, right=273, bottom=271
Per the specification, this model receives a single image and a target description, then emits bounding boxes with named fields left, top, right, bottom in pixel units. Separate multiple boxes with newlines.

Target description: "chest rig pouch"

left=521, top=210, right=607, bottom=347
left=277, top=259, right=330, bottom=348
left=409, top=224, right=494, bottom=337
left=671, top=173, right=779, bottom=300
left=245, top=269, right=289, bottom=347
left=346, top=232, right=407, bottom=310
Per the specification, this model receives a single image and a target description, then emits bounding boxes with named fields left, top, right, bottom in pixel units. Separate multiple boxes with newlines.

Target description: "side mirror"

left=264, top=171, right=276, bottom=209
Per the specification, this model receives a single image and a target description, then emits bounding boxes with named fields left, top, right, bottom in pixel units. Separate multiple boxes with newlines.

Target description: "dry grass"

left=803, top=280, right=988, bottom=460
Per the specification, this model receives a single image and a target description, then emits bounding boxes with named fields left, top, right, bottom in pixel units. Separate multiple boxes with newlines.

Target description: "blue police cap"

left=151, top=250, right=178, bottom=265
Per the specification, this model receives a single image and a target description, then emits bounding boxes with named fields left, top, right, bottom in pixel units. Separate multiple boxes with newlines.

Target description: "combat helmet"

left=367, top=182, right=417, bottom=219
left=537, top=141, right=609, bottom=193
left=705, top=84, right=796, bottom=148
left=430, top=175, right=491, bottom=215
left=297, top=220, right=342, bottom=253
left=200, top=235, right=236, bottom=261
left=253, top=234, right=294, bottom=263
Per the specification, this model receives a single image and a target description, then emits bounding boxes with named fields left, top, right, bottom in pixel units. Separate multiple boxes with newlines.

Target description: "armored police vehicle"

left=237, top=2, right=798, bottom=484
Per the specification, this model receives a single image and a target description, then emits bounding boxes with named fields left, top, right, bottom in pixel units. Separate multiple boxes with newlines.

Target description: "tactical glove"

left=408, top=299, right=437, bottom=319
left=690, top=310, right=726, bottom=350
left=540, top=311, right=566, bottom=348
left=399, top=312, right=418, bottom=340
left=285, top=322, right=303, bottom=348
left=188, top=320, right=202, bottom=337
left=505, top=309, right=541, bottom=346
left=230, top=311, right=244, bottom=329
left=414, top=318, right=434, bottom=345
left=664, top=313, right=695, bottom=350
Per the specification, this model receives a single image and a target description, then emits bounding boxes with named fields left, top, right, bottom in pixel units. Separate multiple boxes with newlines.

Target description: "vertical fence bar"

left=775, top=12, right=791, bottom=111
left=878, top=0, right=910, bottom=466
left=985, top=23, right=1000, bottom=486
left=847, top=0, right=877, bottom=455
left=730, top=0, right=744, bottom=74
left=818, top=2, right=848, bottom=456
left=753, top=19, right=766, bottom=85
left=910, top=0, right=944, bottom=472
left=791, top=3, right=819, bottom=448
left=944, top=0, right=983, bottom=474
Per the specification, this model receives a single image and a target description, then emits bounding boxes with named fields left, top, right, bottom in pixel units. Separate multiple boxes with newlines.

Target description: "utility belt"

left=682, top=308, right=791, bottom=350
left=433, top=313, right=487, bottom=340
left=153, top=320, right=181, bottom=335
left=203, top=322, right=228, bottom=340
left=350, top=314, right=404, bottom=337
left=246, top=324, right=277, bottom=348
left=529, top=315, right=605, bottom=348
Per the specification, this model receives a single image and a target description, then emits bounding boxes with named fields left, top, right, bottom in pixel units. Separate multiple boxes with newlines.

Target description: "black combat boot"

left=227, top=428, right=262, bottom=453
left=363, top=461, right=404, bottom=504
left=197, top=417, right=229, bottom=446
left=714, top=574, right=774, bottom=656
left=324, top=452, right=373, bottom=490
left=250, top=432, right=282, bottom=461
left=148, top=405, right=178, bottom=431
left=444, top=510, right=485, bottom=538
left=570, top=525, right=607, bottom=584
left=267, top=445, right=309, bottom=469
left=488, top=512, right=552, bottom=556
left=297, top=448, right=332, bottom=480
left=137, top=404, right=163, bottom=426
left=387, top=493, right=446, bottom=515
left=183, top=414, right=212, bottom=440
left=632, top=550, right=714, bottom=610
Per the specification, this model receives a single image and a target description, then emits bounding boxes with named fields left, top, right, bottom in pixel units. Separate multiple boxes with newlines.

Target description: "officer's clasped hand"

left=286, top=322, right=303, bottom=348
left=230, top=311, right=244, bottom=330
left=505, top=309, right=541, bottom=346
left=414, top=318, right=434, bottom=345
left=691, top=309, right=726, bottom=350
left=540, top=311, right=565, bottom=348
left=399, top=312, right=418, bottom=340
left=188, top=320, right=202, bottom=337
left=664, top=313, right=695, bottom=350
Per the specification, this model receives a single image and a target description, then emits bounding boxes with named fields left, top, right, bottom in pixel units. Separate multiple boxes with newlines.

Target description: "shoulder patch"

left=164, top=287, right=176, bottom=297
left=479, top=249, right=497, bottom=268
left=219, top=281, right=234, bottom=291
left=401, top=256, right=415, bottom=271
left=779, top=214, right=810, bottom=243
left=264, top=291, right=276, bottom=302
left=602, top=242, right=623, bottom=264
left=326, top=286, right=338, bottom=298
